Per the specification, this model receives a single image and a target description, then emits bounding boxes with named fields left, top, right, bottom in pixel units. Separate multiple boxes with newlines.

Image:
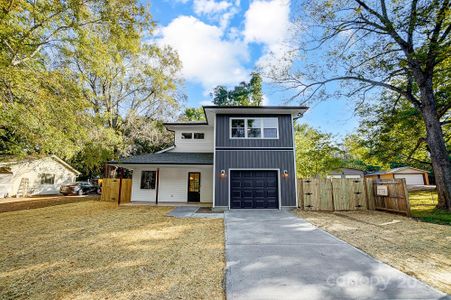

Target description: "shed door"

left=230, top=170, right=278, bottom=209
left=394, top=174, right=424, bottom=185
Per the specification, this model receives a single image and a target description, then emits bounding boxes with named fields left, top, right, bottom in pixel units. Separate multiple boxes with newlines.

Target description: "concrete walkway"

left=166, top=206, right=223, bottom=219
left=224, top=210, right=446, bottom=300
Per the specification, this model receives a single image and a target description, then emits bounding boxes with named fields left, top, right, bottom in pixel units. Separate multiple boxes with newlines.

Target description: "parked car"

left=60, top=182, right=99, bottom=196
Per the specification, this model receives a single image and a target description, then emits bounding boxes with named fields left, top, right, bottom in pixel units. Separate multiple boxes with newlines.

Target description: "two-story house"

left=111, top=105, right=307, bottom=209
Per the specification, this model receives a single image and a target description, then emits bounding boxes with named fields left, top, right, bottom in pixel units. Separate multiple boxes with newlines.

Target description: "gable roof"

left=0, top=155, right=80, bottom=175
left=368, top=166, right=428, bottom=175
left=110, top=152, right=214, bottom=165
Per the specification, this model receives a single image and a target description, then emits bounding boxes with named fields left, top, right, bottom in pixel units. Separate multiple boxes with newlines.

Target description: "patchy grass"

left=296, top=209, right=451, bottom=294
left=0, top=195, right=99, bottom=213
left=0, top=201, right=224, bottom=299
left=409, top=191, right=451, bottom=225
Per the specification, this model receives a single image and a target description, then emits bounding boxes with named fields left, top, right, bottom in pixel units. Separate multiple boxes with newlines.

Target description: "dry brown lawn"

left=296, top=210, right=451, bottom=294
left=0, top=201, right=224, bottom=299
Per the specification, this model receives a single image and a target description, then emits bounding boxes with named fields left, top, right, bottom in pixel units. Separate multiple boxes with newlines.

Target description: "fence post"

left=401, top=178, right=411, bottom=217
left=330, top=178, right=335, bottom=211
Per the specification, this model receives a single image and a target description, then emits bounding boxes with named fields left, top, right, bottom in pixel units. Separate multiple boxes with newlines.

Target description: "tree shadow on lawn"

left=0, top=201, right=224, bottom=299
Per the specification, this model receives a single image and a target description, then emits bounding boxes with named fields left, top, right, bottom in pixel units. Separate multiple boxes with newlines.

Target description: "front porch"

left=108, top=152, right=214, bottom=205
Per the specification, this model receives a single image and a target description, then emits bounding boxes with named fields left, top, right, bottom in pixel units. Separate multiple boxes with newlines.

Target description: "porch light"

left=283, top=170, right=288, bottom=177
left=220, top=170, right=226, bottom=177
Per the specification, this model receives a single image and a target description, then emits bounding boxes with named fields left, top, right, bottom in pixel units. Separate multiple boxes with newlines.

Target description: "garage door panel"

left=230, top=170, right=279, bottom=209
left=394, top=174, right=424, bottom=185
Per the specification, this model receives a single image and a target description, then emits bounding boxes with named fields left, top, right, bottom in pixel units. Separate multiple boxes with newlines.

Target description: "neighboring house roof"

left=110, top=152, right=214, bottom=165
left=0, top=155, right=80, bottom=175
left=329, top=168, right=365, bottom=175
left=367, top=166, right=428, bottom=176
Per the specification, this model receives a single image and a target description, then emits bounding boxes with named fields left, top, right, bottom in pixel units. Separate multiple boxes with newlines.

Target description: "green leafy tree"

left=183, top=107, right=206, bottom=121
left=0, top=0, right=183, bottom=177
left=280, top=0, right=451, bottom=209
left=211, top=72, right=264, bottom=106
left=295, top=124, right=343, bottom=178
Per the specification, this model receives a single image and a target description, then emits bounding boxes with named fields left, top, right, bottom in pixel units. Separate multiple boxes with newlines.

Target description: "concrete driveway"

left=224, top=210, right=446, bottom=300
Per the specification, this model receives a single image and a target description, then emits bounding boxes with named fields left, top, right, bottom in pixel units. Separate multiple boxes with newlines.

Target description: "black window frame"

left=181, top=132, right=193, bottom=139
left=140, top=171, right=156, bottom=189
left=194, top=133, right=205, bottom=139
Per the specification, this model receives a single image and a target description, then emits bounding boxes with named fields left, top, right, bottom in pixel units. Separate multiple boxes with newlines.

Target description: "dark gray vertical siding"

left=216, top=114, right=293, bottom=147
left=215, top=151, right=297, bottom=207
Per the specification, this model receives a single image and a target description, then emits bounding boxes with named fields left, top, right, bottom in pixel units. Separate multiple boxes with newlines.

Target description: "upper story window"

left=181, top=132, right=205, bottom=139
left=194, top=133, right=205, bottom=139
left=230, top=117, right=279, bottom=139
left=181, top=133, right=192, bottom=139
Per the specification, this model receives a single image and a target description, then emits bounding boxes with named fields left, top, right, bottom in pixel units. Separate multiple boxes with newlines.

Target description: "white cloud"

left=193, top=0, right=231, bottom=15
left=244, top=0, right=294, bottom=74
left=158, top=16, right=249, bottom=90
left=262, top=94, right=269, bottom=105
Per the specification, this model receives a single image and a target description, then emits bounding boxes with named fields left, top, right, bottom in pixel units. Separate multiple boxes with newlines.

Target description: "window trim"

left=181, top=132, right=205, bottom=140
left=140, top=170, right=156, bottom=190
left=229, top=117, right=279, bottom=139
left=40, top=173, right=55, bottom=185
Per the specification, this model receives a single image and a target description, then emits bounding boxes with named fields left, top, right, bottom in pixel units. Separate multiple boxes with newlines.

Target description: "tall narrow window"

left=262, top=118, right=278, bottom=138
left=140, top=171, right=156, bottom=189
left=231, top=119, right=245, bottom=138
left=247, top=119, right=262, bottom=138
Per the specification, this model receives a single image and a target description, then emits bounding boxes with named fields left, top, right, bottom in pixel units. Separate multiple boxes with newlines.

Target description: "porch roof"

left=110, top=152, right=214, bottom=165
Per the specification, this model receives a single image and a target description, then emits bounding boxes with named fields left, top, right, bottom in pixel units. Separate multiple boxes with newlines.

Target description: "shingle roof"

left=110, top=152, right=214, bottom=165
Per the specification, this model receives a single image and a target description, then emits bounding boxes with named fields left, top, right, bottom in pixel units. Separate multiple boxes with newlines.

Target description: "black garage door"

left=230, top=170, right=278, bottom=209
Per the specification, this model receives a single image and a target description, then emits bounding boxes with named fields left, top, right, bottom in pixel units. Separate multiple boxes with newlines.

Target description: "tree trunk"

left=419, top=84, right=451, bottom=211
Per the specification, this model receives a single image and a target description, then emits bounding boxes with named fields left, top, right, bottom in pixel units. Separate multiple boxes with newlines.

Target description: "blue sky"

left=147, top=0, right=360, bottom=139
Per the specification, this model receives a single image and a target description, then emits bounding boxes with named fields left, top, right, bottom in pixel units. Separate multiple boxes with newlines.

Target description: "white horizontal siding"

left=4, top=157, right=77, bottom=197
left=170, top=127, right=214, bottom=153
left=130, top=167, right=157, bottom=202
left=129, top=165, right=213, bottom=203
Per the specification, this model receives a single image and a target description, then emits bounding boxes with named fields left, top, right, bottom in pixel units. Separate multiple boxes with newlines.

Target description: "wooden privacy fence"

left=100, top=178, right=132, bottom=204
left=297, top=178, right=410, bottom=215
left=298, top=178, right=367, bottom=211
left=366, top=178, right=411, bottom=216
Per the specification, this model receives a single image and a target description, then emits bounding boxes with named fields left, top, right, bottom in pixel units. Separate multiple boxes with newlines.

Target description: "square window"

left=181, top=132, right=192, bottom=139
left=140, top=171, right=156, bottom=189
left=194, top=133, right=204, bottom=139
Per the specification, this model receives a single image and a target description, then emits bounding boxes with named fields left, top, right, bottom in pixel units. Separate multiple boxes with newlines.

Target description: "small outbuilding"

left=327, top=168, right=365, bottom=179
left=365, top=167, right=429, bottom=185
left=0, top=155, right=80, bottom=198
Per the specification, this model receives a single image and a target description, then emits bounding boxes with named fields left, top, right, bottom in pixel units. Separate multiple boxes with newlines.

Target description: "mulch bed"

left=0, top=195, right=99, bottom=213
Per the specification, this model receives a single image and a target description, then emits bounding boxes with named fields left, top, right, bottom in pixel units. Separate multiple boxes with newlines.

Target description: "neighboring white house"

left=0, top=155, right=80, bottom=198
